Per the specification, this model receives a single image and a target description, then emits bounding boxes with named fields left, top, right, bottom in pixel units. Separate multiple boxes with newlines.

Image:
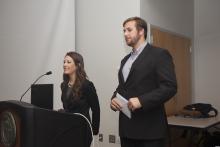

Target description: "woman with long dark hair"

left=61, top=51, right=100, bottom=146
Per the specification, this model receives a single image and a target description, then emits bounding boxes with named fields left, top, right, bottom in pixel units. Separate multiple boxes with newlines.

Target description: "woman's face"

left=63, top=55, right=76, bottom=76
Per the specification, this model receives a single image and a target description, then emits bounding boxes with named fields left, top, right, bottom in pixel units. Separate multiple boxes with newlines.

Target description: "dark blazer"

left=112, top=43, right=177, bottom=139
left=61, top=79, right=100, bottom=135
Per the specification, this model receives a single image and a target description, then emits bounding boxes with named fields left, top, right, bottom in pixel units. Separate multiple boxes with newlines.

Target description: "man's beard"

left=126, top=34, right=141, bottom=47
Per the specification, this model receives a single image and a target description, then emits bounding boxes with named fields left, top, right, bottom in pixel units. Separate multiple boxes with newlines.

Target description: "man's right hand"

left=110, top=98, right=122, bottom=111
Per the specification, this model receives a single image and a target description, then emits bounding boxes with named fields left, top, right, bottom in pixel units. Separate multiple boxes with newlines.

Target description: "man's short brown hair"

left=123, top=17, right=148, bottom=39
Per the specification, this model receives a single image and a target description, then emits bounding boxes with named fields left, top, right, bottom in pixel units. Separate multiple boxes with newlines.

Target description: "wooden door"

left=151, top=26, right=191, bottom=116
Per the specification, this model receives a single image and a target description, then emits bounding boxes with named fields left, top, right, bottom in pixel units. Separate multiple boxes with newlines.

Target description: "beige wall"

left=75, top=0, right=195, bottom=146
left=194, top=0, right=220, bottom=111
left=75, top=0, right=140, bottom=146
left=0, top=0, right=75, bottom=109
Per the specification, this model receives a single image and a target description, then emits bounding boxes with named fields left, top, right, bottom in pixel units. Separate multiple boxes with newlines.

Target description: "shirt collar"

left=131, top=41, right=147, bottom=56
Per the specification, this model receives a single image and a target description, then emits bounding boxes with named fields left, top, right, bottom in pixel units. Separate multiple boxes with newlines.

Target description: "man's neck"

left=133, top=39, right=146, bottom=52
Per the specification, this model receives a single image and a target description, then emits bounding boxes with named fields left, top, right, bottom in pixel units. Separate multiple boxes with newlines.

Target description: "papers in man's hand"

left=115, top=93, right=131, bottom=119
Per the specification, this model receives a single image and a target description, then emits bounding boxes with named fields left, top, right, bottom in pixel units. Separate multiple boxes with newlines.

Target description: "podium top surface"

left=0, top=100, right=35, bottom=109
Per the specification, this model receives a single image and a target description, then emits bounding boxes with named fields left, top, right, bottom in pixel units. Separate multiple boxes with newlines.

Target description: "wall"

left=194, top=0, right=220, bottom=110
left=140, top=0, right=194, bottom=39
left=75, top=0, right=140, bottom=146
left=0, top=0, right=75, bottom=109
left=2, top=0, right=220, bottom=146
left=140, top=0, right=194, bottom=103
left=75, top=0, right=195, bottom=146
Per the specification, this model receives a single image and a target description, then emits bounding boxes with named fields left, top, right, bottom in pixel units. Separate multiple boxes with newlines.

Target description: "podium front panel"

left=0, top=100, right=91, bottom=147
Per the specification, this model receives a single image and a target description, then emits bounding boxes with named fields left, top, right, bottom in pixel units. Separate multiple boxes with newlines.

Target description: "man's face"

left=123, top=20, right=142, bottom=48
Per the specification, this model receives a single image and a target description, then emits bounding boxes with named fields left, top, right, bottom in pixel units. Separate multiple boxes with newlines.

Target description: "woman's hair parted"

left=62, top=51, right=87, bottom=98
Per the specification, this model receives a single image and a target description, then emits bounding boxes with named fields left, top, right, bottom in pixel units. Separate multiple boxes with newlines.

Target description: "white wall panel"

left=0, top=0, right=75, bottom=109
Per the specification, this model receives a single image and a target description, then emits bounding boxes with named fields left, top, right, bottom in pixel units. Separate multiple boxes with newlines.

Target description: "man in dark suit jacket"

left=110, top=17, right=177, bottom=147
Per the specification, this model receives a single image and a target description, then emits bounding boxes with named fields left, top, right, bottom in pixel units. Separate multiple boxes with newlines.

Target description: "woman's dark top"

left=61, top=79, right=100, bottom=135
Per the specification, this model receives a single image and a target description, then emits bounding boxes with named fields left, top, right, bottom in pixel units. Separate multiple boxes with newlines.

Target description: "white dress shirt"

left=122, top=42, right=147, bottom=81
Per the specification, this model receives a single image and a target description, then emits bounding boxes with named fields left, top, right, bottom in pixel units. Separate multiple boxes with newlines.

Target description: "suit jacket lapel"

left=125, top=43, right=151, bottom=84
left=119, top=54, right=131, bottom=84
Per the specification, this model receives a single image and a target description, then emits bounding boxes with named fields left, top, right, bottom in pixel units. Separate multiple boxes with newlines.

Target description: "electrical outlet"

left=99, top=133, right=103, bottom=142
left=109, top=134, right=116, bottom=143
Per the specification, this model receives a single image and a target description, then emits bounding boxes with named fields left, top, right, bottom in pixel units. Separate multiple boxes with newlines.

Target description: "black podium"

left=0, top=100, right=91, bottom=147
